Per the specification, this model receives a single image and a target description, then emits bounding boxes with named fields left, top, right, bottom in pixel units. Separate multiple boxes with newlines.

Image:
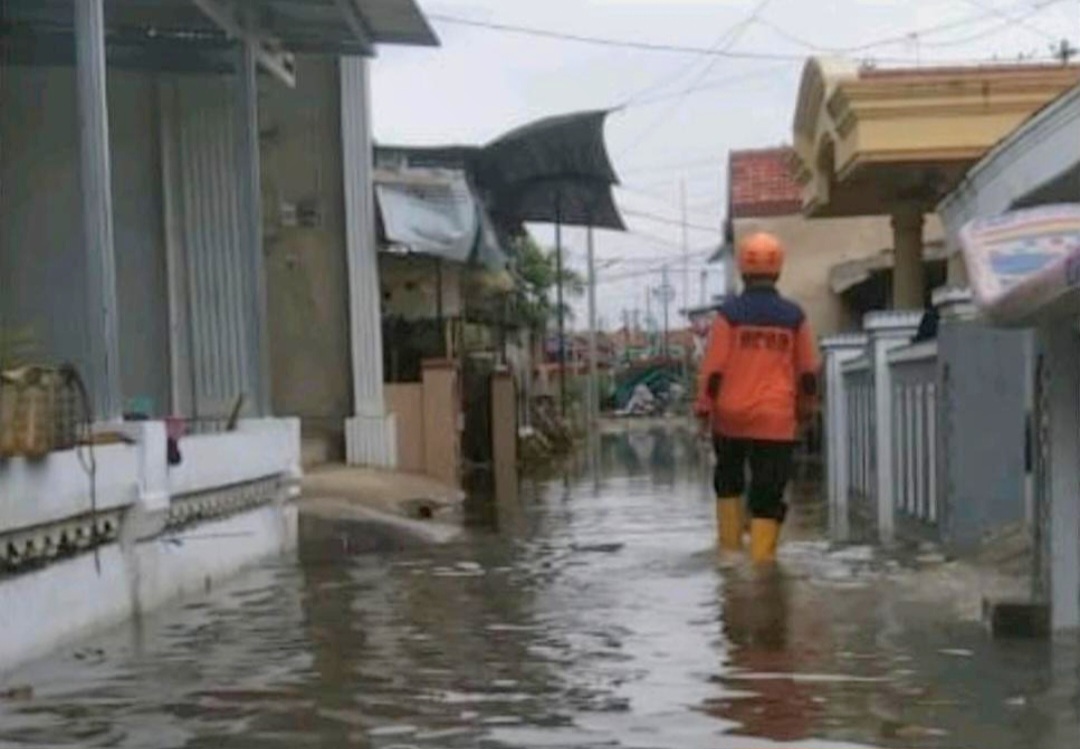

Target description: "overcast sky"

left=368, top=0, right=1079, bottom=330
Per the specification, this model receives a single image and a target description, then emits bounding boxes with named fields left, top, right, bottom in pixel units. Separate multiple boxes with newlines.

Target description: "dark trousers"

left=713, top=436, right=794, bottom=522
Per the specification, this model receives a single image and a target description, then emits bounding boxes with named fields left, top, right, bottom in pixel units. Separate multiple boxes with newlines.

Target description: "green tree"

left=507, top=235, right=584, bottom=336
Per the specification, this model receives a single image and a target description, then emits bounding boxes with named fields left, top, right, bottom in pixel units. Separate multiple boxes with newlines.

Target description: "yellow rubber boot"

left=716, top=497, right=743, bottom=551
left=749, top=518, right=780, bottom=563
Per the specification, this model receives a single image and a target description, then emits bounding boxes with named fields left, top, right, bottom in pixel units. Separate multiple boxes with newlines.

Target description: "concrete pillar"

left=891, top=204, right=926, bottom=310
left=1040, top=322, right=1080, bottom=631
left=491, top=369, right=519, bottom=508
left=422, top=360, right=459, bottom=488
left=866, top=311, right=922, bottom=544
left=340, top=57, right=396, bottom=467
left=75, top=0, right=122, bottom=421
left=821, top=334, right=869, bottom=542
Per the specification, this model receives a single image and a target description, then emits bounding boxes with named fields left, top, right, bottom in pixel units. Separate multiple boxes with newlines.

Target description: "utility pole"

left=658, top=266, right=674, bottom=360
left=645, top=283, right=653, bottom=332
left=681, top=179, right=690, bottom=323
left=554, top=202, right=566, bottom=417
left=586, top=225, right=599, bottom=438
left=699, top=268, right=708, bottom=306
left=1053, top=38, right=1078, bottom=64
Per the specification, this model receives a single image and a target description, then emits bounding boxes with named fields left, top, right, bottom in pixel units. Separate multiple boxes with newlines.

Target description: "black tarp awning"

left=471, top=110, right=625, bottom=230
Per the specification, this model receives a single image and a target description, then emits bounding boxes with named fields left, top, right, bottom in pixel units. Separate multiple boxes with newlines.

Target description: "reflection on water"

left=1, top=425, right=1078, bottom=749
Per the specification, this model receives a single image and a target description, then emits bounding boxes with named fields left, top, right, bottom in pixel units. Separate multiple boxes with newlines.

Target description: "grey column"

left=586, top=225, right=599, bottom=433
left=866, top=311, right=922, bottom=544
left=1041, top=322, right=1080, bottom=631
left=75, top=0, right=122, bottom=421
left=236, top=41, right=270, bottom=416
left=821, top=334, right=868, bottom=543
left=891, top=204, right=926, bottom=310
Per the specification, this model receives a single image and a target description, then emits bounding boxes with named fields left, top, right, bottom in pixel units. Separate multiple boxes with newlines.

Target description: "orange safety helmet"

left=737, top=232, right=785, bottom=277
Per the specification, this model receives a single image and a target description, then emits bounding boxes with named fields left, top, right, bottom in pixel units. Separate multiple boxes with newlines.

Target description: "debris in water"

left=917, top=552, right=948, bottom=565
left=939, top=648, right=975, bottom=657
left=0, top=685, right=33, bottom=701
left=367, top=724, right=418, bottom=738
left=571, top=543, right=625, bottom=554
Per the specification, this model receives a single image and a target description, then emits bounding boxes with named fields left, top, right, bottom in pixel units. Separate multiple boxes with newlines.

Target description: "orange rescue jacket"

left=697, top=287, right=819, bottom=442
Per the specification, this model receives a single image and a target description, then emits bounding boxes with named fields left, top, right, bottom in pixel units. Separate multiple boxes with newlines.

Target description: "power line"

left=623, top=64, right=790, bottom=109
left=425, top=5, right=1065, bottom=64
left=621, top=207, right=722, bottom=234
left=753, top=0, right=1066, bottom=54
left=957, top=0, right=1061, bottom=42
left=618, top=3, right=776, bottom=107
left=616, top=184, right=721, bottom=219
left=426, top=11, right=812, bottom=62
left=620, top=158, right=726, bottom=175
left=596, top=260, right=715, bottom=286
left=618, top=0, right=775, bottom=154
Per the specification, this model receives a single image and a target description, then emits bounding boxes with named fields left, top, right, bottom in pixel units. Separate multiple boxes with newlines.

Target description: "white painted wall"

left=0, top=503, right=297, bottom=672
left=168, top=419, right=301, bottom=497
left=0, top=417, right=301, bottom=673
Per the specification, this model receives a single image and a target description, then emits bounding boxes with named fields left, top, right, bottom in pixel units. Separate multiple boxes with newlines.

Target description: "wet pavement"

left=2, top=426, right=1079, bottom=748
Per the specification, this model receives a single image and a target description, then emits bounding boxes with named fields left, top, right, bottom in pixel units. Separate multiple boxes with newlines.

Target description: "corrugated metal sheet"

left=341, top=57, right=385, bottom=414
left=162, top=75, right=258, bottom=419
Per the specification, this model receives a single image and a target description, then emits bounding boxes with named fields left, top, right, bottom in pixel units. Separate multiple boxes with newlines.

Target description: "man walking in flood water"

left=697, top=232, right=820, bottom=561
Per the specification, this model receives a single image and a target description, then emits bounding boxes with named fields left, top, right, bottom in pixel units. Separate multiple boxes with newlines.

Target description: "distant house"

left=712, top=147, right=945, bottom=336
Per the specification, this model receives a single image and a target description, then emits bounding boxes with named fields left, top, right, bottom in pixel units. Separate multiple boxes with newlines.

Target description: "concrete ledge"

left=300, top=499, right=462, bottom=560
left=301, top=465, right=463, bottom=521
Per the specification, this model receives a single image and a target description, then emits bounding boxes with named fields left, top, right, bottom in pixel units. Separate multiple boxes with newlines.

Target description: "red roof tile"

left=729, top=147, right=802, bottom=219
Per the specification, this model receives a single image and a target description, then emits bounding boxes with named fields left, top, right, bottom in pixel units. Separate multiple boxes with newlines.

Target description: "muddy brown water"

left=1, top=427, right=1078, bottom=748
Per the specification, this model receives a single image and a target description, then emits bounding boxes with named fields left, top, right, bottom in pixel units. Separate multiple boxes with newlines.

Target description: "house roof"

left=792, top=56, right=1080, bottom=217
left=729, top=147, right=803, bottom=219
left=2, top=0, right=437, bottom=71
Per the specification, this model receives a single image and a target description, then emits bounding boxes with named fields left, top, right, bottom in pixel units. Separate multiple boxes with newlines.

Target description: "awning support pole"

left=435, top=257, right=445, bottom=357
left=555, top=195, right=567, bottom=418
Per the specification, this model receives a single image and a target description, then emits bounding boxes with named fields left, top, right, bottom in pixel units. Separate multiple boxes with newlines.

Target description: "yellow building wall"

left=732, top=213, right=944, bottom=337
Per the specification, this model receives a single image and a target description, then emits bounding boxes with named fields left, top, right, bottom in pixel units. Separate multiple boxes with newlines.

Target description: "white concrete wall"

left=0, top=503, right=297, bottom=672
left=168, top=419, right=301, bottom=497
left=0, top=444, right=138, bottom=533
left=0, top=418, right=300, bottom=673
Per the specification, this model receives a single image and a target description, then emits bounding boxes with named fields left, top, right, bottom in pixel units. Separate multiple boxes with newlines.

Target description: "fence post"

left=865, top=312, right=922, bottom=545
left=821, top=334, right=868, bottom=543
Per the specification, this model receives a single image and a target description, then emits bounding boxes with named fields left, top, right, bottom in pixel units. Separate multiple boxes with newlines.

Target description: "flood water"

left=2, top=426, right=1079, bottom=748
